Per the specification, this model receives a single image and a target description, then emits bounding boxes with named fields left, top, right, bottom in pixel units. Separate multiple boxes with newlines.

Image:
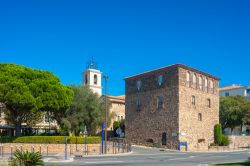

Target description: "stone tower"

left=82, top=58, right=102, bottom=96
left=125, top=64, right=220, bottom=151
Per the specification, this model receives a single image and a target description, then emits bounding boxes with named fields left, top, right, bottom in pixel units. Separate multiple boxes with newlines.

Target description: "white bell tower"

left=82, top=58, right=102, bottom=96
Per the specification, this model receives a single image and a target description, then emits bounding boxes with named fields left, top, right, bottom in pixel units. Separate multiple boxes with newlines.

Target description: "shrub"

left=220, top=135, right=230, bottom=146
left=69, top=136, right=101, bottom=144
left=214, top=124, right=222, bottom=145
left=1, top=136, right=101, bottom=144
left=10, top=150, right=44, bottom=166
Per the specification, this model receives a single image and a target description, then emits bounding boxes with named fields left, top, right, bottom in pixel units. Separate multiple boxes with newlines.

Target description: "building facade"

left=125, top=64, right=220, bottom=150
left=220, top=84, right=250, bottom=100
left=107, top=95, right=125, bottom=131
left=219, top=84, right=250, bottom=135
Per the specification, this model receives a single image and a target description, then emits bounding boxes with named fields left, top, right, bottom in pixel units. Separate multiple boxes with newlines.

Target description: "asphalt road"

left=46, top=146, right=250, bottom=166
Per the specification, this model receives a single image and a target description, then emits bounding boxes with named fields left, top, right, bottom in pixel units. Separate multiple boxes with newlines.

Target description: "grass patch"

left=216, top=161, right=250, bottom=166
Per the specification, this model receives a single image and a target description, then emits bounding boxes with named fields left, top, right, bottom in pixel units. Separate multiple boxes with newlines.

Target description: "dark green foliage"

left=10, top=150, right=44, bottom=166
left=0, top=64, right=74, bottom=136
left=220, top=96, right=250, bottom=130
left=1, top=136, right=101, bottom=144
left=59, top=85, right=112, bottom=136
left=113, top=120, right=125, bottom=137
left=221, top=135, right=230, bottom=146
left=214, top=124, right=223, bottom=145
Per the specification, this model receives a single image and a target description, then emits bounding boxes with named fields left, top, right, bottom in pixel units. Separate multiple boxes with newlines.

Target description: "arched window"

left=157, top=75, right=163, bottom=86
left=85, top=74, right=88, bottom=84
left=199, top=76, right=203, bottom=90
left=94, top=74, right=98, bottom=85
left=204, top=77, right=208, bottom=92
left=137, top=80, right=142, bottom=91
left=186, top=72, right=190, bottom=87
left=193, top=73, right=197, bottom=88
left=210, top=80, right=214, bottom=93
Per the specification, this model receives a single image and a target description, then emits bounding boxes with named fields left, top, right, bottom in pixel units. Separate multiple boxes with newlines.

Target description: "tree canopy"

left=220, top=96, right=250, bottom=130
left=0, top=64, right=74, bottom=136
left=59, top=85, right=112, bottom=136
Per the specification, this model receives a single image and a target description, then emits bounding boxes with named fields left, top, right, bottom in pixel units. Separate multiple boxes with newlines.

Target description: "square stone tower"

left=125, top=64, right=220, bottom=150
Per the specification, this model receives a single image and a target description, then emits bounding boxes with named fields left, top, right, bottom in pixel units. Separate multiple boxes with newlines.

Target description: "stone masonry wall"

left=125, top=66, right=179, bottom=149
left=178, top=67, right=219, bottom=151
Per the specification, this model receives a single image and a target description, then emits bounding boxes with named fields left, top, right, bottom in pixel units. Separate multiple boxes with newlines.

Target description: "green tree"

left=220, top=96, right=250, bottom=131
left=60, top=85, right=112, bottom=136
left=0, top=64, right=73, bottom=136
left=214, top=124, right=222, bottom=145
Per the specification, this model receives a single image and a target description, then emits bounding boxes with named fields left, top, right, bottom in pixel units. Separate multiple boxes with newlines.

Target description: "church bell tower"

left=82, top=57, right=102, bottom=96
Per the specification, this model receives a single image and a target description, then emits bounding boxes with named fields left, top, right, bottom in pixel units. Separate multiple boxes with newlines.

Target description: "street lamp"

left=103, top=75, right=108, bottom=154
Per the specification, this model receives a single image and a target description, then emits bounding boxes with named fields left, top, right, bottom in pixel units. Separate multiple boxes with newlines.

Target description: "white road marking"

left=168, top=156, right=195, bottom=161
left=147, top=156, right=173, bottom=159
left=84, top=161, right=124, bottom=164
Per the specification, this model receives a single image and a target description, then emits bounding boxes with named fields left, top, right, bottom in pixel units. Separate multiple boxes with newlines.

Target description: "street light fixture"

left=103, top=75, right=108, bottom=154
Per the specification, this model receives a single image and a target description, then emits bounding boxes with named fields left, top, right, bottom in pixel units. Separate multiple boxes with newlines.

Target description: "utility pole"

left=103, top=75, right=108, bottom=154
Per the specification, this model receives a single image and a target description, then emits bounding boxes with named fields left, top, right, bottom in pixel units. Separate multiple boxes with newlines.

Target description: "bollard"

left=32, top=146, right=34, bottom=152
left=65, top=137, right=68, bottom=160
left=11, top=146, right=13, bottom=158
left=39, top=146, right=41, bottom=154
left=47, top=145, right=49, bottom=156
left=20, top=145, right=23, bottom=152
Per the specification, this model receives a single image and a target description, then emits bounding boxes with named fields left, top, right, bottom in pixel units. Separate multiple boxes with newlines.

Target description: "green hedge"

left=0, top=136, right=101, bottom=144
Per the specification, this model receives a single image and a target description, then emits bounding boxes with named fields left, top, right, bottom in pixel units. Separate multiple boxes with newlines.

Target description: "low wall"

left=0, top=143, right=130, bottom=155
left=229, top=136, right=250, bottom=148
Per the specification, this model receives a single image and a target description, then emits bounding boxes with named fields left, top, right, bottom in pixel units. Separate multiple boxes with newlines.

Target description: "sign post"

left=101, top=122, right=105, bottom=154
left=116, top=127, right=121, bottom=153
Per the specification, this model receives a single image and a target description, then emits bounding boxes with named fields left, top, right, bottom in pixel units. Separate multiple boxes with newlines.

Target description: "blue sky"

left=0, top=0, right=249, bottom=95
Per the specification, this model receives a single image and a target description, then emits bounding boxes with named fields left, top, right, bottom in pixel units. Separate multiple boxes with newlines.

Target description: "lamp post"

left=83, top=126, right=87, bottom=155
left=103, top=75, right=108, bottom=154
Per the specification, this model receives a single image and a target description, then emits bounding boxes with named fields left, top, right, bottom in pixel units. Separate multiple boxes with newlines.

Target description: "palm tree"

left=11, top=150, right=44, bottom=166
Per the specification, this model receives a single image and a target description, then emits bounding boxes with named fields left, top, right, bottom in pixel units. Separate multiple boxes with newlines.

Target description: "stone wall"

left=0, top=143, right=129, bottom=155
left=125, top=64, right=220, bottom=151
left=229, top=136, right=250, bottom=148
left=178, top=67, right=219, bottom=151
left=125, top=66, right=179, bottom=149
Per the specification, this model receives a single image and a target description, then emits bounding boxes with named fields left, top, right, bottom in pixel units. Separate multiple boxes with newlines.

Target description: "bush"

left=1, top=136, right=101, bottom=144
left=220, top=135, right=230, bottom=146
left=10, top=150, right=44, bottom=166
left=69, top=136, right=101, bottom=144
left=214, top=124, right=222, bottom=145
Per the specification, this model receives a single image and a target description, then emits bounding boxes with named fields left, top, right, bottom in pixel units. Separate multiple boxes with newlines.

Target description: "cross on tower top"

left=86, top=56, right=98, bottom=69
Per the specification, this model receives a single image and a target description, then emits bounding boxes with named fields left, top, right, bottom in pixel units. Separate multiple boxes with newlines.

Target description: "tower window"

left=136, top=99, right=141, bottom=111
left=209, top=80, right=214, bottom=93
left=198, top=113, right=202, bottom=121
left=157, top=96, right=164, bottom=109
left=137, top=80, right=142, bottom=91
left=157, top=75, right=164, bottom=86
left=204, top=77, right=208, bottom=92
left=191, top=96, right=196, bottom=105
left=193, top=73, right=197, bottom=88
left=207, top=98, right=211, bottom=108
left=94, top=74, right=98, bottom=85
left=186, top=71, right=190, bottom=87
left=85, top=74, right=88, bottom=84
left=199, top=76, right=203, bottom=90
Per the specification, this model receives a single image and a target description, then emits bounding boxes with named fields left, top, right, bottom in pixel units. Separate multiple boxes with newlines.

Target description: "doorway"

left=162, top=132, right=167, bottom=145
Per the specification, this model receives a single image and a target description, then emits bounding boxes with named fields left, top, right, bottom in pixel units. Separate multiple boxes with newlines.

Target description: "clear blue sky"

left=0, top=0, right=249, bottom=95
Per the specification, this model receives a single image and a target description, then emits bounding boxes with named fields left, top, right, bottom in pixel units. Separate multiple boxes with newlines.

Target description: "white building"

left=220, top=84, right=250, bottom=100
left=219, top=84, right=250, bottom=135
